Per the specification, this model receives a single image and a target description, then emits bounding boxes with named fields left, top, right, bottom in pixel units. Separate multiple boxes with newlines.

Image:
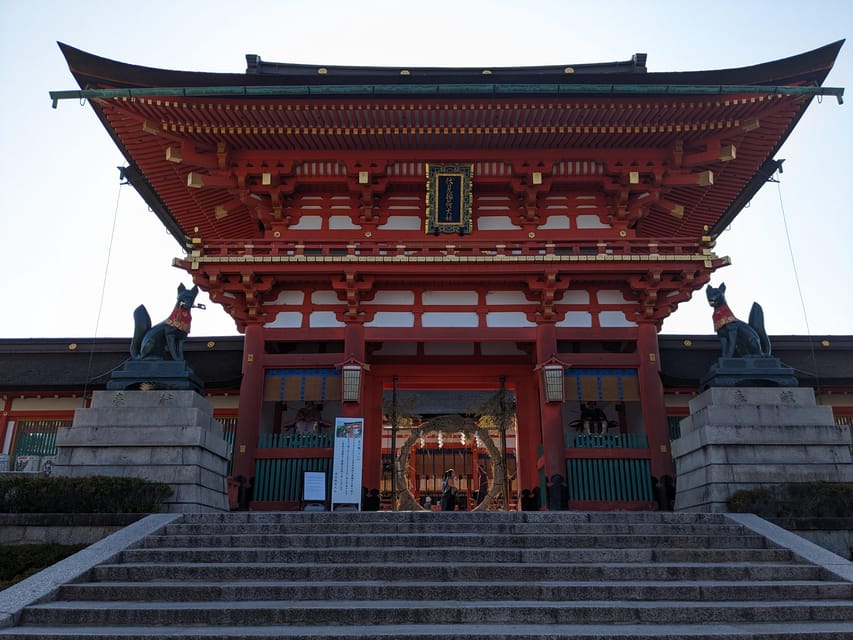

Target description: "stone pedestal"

left=53, top=390, right=230, bottom=512
left=672, top=387, right=853, bottom=513
left=107, top=359, right=204, bottom=394
left=700, top=356, right=798, bottom=389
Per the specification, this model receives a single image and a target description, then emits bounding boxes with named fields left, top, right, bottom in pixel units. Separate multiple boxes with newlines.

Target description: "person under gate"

left=476, top=464, right=488, bottom=505
left=440, top=468, right=457, bottom=511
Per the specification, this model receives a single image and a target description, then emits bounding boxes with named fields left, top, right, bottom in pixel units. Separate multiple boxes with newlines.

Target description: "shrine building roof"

left=54, top=42, right=844, bottom=245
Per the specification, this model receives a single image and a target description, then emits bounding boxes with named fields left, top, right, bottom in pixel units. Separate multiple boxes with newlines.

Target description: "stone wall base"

left=53, top=391, right=230, bottom=513
left=672, top=387, right=853, bottom=513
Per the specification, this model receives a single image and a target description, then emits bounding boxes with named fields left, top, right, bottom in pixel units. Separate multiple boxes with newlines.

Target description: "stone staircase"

left=2, top=511, right=853, bottom=639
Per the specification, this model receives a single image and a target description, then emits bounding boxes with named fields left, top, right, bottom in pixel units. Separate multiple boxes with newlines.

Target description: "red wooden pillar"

left=342, top=321, right=378, bottom=493
left=513, top=373, right=542, bottom=497
left=0, top=397, right=12, bottom=456
left=637, top=321, right=674, bottom=479
left=232, top=322, right=264, bottom=483
left=535, top=323, right=565, bottom=492
left=360, top=371, right=383, bottom=492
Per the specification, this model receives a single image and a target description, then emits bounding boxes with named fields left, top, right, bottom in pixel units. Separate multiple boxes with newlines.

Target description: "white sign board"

left=331, top=417, right=364, bottom=510
left=302, top=471, right=327, bottom=502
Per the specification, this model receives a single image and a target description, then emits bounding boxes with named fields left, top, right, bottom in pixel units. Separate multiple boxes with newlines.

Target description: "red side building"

left=41, top=41, right=844, bottom=510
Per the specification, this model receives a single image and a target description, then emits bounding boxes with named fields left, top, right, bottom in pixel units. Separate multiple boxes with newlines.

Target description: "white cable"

left=81, top=181, right=124, bottom=405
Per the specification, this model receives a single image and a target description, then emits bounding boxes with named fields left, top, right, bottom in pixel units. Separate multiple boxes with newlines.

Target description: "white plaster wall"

left=273, top=291, right=304, bottom=305
left=207, top=396, right=240, bottom=410
left=597, top=290, right=630, bottom=304
left=311, top=291, right=344, bottom=305
left=290, top=215, right=323, bottom=229
left=557, top=290, right=590, bottom=304
left=422, top=291, right=478, bottom=305
left=477, top=216, right=520, bottom=231
left=266, top=312, right=303, bottom=328
left=368, top=291, right=415, bottom=305
left=422, top=312, right=479, bottom=327
left=309, top=311, right=344, bottom=327
left=557, top=311, right=593, bottom=327
left=599, top=310, right=637, bottom=327
left=486, top=312, right=536, bottom=327
left=379, top=216, right=422, bottom=230
left=485, top=291, right=532, bottom=305
left=10, top=398, right=81, bottom=411
left=365, top=312, right=415, bottom=327
left=576, top=214, right=609, bottom=229
left=328, top=215, right=360, bottom=230
left=538, top=215, right=571, bottom=229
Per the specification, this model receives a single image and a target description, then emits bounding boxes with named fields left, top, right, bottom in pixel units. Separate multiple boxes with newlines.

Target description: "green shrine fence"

left=565, top=431, right=653, bottom=503
left=834, top=414, right=853, bottom=455
left=12, top=419, right=69, bottom=458
left=254, top=456, right=332, bottom=502
left=219, top=417, right=237, bottom=476
left=667, top=415, right=683, bottom=441
left=566, top=457, right=654, bottom=502
left=11, top=419, right=71, bottom=472
left=252, top=432, right=333, bottom=503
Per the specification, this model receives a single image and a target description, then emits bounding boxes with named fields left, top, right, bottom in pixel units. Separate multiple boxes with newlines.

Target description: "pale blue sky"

left=1, top=0, right=850, bottom=338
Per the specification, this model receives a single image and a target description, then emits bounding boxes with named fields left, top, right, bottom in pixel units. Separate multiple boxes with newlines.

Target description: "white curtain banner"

left=331, top=417, right=364, bottom=508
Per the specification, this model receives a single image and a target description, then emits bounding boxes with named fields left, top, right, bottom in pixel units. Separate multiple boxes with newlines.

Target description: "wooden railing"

left=567, top=432, right=649, bottom=449
left=190, top=237, right=711, bottom=262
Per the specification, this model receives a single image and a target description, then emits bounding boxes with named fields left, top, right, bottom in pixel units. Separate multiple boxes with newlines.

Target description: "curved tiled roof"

left=55, top=42, right=844, bottom=243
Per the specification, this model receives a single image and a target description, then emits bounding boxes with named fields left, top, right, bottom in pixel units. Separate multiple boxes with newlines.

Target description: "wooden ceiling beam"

left=662, top=170, right=714, bottom=187
left=166, top=143, right=220, bottom=169
left=683, top=140, right=736, bottom=167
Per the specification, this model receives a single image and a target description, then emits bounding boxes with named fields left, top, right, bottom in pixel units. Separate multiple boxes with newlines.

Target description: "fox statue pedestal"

left=53, top=390, right=230, bottom=512
left=672, top=387, right=853, bottom=513
left=106, top=359, right=204, bottom=393
left=700, top=356, right=798, bottom=389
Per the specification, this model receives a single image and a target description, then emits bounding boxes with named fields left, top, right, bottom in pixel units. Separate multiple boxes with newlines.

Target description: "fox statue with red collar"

left=130, top=283, right=204, bottom=362
left=706, top=282, right=771, bottom=358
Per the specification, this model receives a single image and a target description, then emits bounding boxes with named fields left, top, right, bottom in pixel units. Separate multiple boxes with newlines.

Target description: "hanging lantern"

left=338, top=355, right=368, bottom=403
left=537, top=355, right=569, bottom=403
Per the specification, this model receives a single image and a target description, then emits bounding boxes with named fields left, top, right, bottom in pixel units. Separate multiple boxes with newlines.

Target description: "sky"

left=1, top=0, right=851, bottom=340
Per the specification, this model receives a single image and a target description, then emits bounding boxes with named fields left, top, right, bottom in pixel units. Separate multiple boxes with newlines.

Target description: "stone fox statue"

left=706, top=282, right=771, bottom=358
left=130, top=284, right=201, bottom=361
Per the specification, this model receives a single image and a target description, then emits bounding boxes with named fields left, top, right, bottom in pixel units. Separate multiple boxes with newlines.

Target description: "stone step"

left=3, top=621, right=853, bottom=640
left=149, top=530, right=771, bottom=548
left=57, top=579, right=853, bottom=603
left=90, top=560, right=830, bottom=582
left=119, top=546, right=792, bottom=564
left=3, top=511, right=851, bottom=639
left=161, top=520, right=750, bottom=535
left=19, top=599, right=853, bottom=626
left=176, top=511, right=732, bottom=524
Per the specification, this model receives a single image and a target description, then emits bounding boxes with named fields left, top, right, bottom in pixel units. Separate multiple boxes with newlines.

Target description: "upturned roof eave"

left=57, top=40, right=844, bottom=92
